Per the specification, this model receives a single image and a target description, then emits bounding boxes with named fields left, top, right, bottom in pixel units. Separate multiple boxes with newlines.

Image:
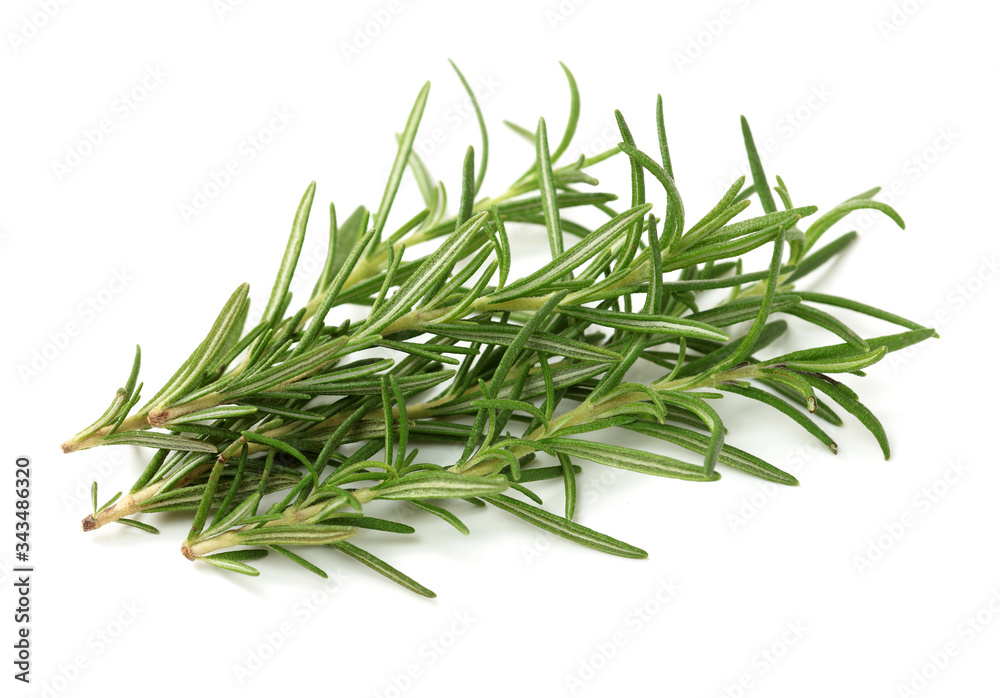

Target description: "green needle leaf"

left=723, top=227, right=786, bottom=368
left=666, top=221, right=786, bottom=270
left=551, top=62, right=580, bottom=163
left=769, top=327, right=936, bottom=366
left=241, top=431, right=318, bottom=492
left=198, top=549, right=269, bottom=576
left=719, top=384, right=838, bottom=453
left=261, top=182, right=316, bottom=328
left=487, top=203, right=652, bottom=302
left=148, top=283, right=250, bottom=409
left=296, top=224, right=377, bottom=355
left=557, top=305, right=729, bottom=340
left=123, top=345, right=141, bottom=401
left=362, top=211, right=490, bottom=336
left=162, top=405, right=258, bottom=426
left=188, top=453, right=227, bottom=540
left=616, top=141, right=683, bottom=251
left=557, top=453, right=577, bottom=519
left=456, top=146, right=476, bottom=228
left=373, top=81, right=431, bottom=244
left=224, top=337, right=360, bottom=398
left=332, top=542, right=436, bottom=598
left=115, top=518, right=160, bottom=534
left=101, top=431, right=217, bottom=453
left=740, top=116, right=777, bottom=214
left=792, top=291, right=930, bottom=332
left=655, top=94, right=674, bottom=180
left=536, top=438, right=719, bottom=482
left=300, top=370, right=453, bottom=396
left=269, top=546, right=328, bottom=578
left=485, top=494, right=647, bottom=558
left=425, top=321, right=621, bottom=363
left=429, top=362, right=610, bottom=417
left=536, top=117, right=566, bottom=263
left=449, top=59, right=489, bottom=195
left=786, top=231, right=857, bottom=282
left=656, top=391, right=726, bottom=475
left=324, top=514, right=414, bottom=534
left=200, top=559, right=260, bottom=575
left=614, top=111, right=646, bottom=268
left=409, top=501, right=470, bottom=535
left=515, top=463, right=583, bottom=483
left=235, top=525, right=358, bottom=547
left=784, top=303, right=870, bottom=352
left=776, top=345, right=887, bottom=373
left=803, top=198, right=904, bottom=255
left=372, top=473, right=509, bottom=500
left=802, top=374, right=891, bottom=459
left=624, top=421, right=798, bottom=485
left=471, top=398, right=548, bottom=429
left=756, top=368, right=817, bottom=411
left=489, top=290, right=568, bottom=394
left=682, top=177, right=746, bottom=248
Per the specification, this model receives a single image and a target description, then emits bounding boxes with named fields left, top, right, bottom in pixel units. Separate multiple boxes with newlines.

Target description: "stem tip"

left=148, top=410, right=169, bottom=427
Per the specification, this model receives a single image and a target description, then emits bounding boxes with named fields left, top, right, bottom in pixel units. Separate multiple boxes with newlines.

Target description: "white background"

left=2, top=1, right=997, bottom=696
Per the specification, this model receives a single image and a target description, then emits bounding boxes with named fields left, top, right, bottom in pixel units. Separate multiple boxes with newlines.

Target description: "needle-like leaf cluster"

left=62, top=63, right=935, bottom=595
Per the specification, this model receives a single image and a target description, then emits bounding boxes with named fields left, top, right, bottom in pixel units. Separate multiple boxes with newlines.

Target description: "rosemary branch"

left=62, top=63, right=935, bottom=592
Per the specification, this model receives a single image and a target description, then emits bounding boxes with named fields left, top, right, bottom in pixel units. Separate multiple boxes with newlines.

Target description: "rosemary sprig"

left=63, top=63, right=935, bottom=594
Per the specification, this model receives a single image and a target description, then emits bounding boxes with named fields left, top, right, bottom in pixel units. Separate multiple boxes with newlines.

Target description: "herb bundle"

left=61, top=63, right=934, bottom=595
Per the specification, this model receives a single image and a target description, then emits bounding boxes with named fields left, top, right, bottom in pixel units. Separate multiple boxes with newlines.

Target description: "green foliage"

left=63, top=64, right=934, bottom=595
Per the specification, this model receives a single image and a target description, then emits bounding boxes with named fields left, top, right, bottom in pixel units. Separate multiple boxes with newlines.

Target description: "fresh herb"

left=62, top=63, right=935, bottom=594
